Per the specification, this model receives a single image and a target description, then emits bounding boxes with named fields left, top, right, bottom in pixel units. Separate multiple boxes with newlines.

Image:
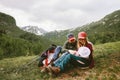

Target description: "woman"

left=77, top=31, right=94, bottom=68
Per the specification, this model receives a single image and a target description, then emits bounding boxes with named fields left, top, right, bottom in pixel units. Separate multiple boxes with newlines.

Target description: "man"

left=48, top=33, right=78, bottom=65
left=44, top=32, right=94, bottom=74
left=63, top=33, right=77, bottom=51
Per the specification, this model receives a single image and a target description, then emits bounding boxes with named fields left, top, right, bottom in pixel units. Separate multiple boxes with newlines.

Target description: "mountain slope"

left=75, top=10, right=120, bottom=44
left=21, top=26, right=47, bottom=35
left=0, top=12, right=52, bottom=59
left=44, top=10, right=120, bottom=45
left=0, top=12, right=26, bottom=37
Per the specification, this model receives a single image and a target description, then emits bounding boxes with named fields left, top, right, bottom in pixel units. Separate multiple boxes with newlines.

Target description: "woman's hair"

left=77, top=40, right=82, bottom=49
left=77, top=38, right=88, bottom=49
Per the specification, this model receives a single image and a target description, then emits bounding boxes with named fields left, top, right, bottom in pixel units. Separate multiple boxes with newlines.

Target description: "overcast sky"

left=0, top=0, right=120, bottom=31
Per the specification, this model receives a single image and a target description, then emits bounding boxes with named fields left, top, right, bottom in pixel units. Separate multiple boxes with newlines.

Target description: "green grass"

left=0, top=41, right=120, bottom=80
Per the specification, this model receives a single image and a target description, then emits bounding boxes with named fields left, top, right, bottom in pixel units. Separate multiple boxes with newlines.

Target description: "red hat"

left=78, top=32, right=87, bottom=39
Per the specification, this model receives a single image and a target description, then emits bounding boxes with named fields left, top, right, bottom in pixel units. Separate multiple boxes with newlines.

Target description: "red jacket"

left=86, top=42, right=95, bottom=68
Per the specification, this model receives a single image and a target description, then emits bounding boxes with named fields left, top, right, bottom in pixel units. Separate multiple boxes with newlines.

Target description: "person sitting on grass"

left=38, top=44, right=58, bottom=67
left=41, top=32, right=94, bottom=75
left=46, top=33, right=78, bottom=66
left=38, top=33, right=77, bottom=67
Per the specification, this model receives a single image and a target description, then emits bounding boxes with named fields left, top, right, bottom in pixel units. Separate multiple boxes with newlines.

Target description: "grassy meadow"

left=0, top=41, right=120, bottom=80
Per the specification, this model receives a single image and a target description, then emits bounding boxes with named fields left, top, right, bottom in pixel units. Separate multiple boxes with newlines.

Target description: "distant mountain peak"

left=21, top=26, right=47, bottom=35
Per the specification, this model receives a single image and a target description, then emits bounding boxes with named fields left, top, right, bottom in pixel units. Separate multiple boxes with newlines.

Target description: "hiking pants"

left=54, top=52, right=90, bottom=72
left=52, top=46, right=62, bottom=60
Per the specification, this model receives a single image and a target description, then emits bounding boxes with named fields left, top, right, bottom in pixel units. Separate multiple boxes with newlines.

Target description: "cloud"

left=0, top=0, right=120, bottom=31
left=0, top=0, right=38, bottom=11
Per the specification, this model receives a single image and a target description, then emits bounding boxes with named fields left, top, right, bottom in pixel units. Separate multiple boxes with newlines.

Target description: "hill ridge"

left=43, top=9, right=120, bottom=45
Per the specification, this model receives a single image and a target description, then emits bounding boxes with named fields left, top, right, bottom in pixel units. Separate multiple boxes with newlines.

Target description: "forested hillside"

left=0, top=12, right=52, bottom=59
left=44, top=10, right=120, bottom=45
left=75, top=10, right=120, bottom=44
left=1, top=9, right=120, bottom=59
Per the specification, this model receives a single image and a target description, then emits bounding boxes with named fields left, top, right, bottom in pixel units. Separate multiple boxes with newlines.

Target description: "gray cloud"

left=0, top=0, right=120, bottom=31
left=0, top=0, right=38, bottom=11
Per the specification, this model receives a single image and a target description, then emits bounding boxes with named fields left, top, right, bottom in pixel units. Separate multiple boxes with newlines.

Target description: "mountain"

left=43, top=10, right=120, bottom=45
left=1, top=9, right=120, bottom=59
left=21, top=26, right=47, bottom=35
left=0, top=12, right=26, bottom=37
left=75, top=10, right=120, bottom=44
left=0, top=12, right=52, bottom=59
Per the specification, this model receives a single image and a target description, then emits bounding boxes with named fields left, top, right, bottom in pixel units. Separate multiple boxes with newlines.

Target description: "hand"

left=68, top=50, right=77, bottom=55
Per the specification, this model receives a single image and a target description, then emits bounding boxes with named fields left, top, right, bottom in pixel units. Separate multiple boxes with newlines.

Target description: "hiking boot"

left=47, top=65, right=60, bottom=74
left=41, top=67, right=48, bottom=73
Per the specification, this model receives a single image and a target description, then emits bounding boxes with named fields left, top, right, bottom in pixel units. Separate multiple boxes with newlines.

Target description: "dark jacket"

left=62, top=40, right=77, bottom=52
left=38, top=45, right=56, bottom=67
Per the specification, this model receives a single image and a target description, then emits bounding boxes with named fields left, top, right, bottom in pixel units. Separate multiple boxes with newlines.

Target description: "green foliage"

left=0, top=34, right=53, bottom=59
left=20, top=32, right=40, bottom=42
left=0, top=35, right=31, bottom=58
left=20, top=32, right=53, bottom=55
left=43, top=30, right=72, bottom=45
left=0, top=12, right=16, bottom=26
left=75, top=10, right=120, bottom=44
